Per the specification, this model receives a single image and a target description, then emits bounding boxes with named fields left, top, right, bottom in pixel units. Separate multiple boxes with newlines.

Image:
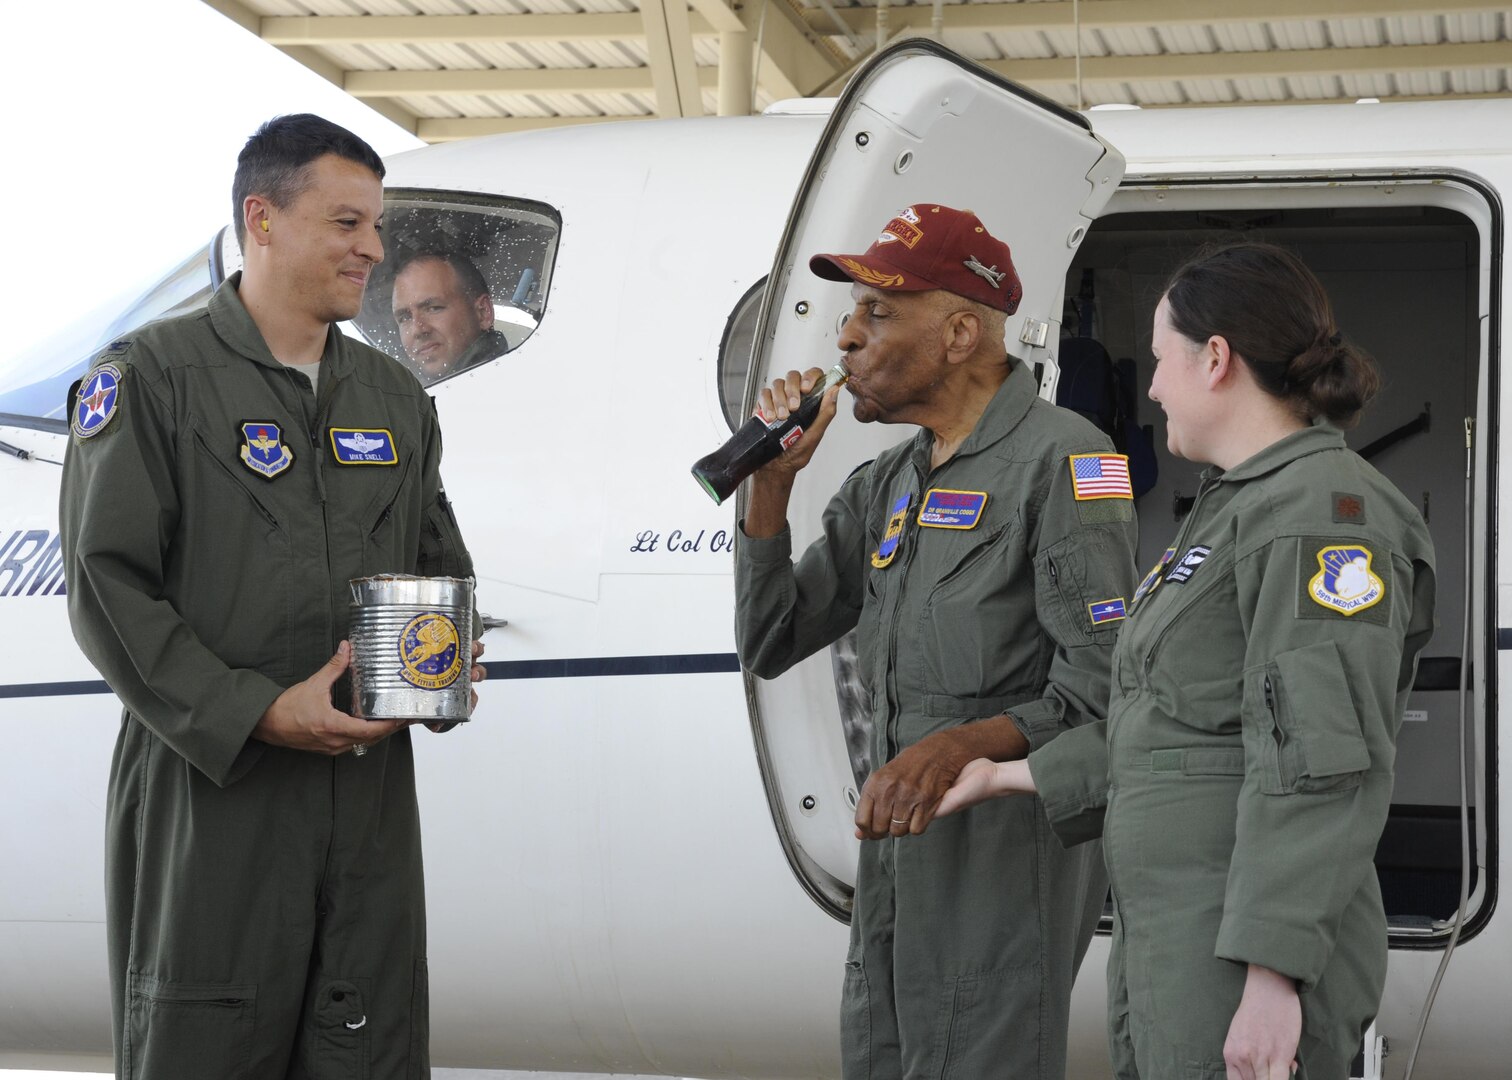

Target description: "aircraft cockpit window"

left=349, top=192, right=560, bottom=386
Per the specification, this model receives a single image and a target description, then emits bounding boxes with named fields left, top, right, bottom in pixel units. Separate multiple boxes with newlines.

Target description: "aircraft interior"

left=1057, top=184, right=1490, bottom=941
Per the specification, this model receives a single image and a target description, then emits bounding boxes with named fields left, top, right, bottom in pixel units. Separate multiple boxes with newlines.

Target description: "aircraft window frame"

left=351, top=189, right=561, bottom=386
left=718, top=277, right=768, bottom=432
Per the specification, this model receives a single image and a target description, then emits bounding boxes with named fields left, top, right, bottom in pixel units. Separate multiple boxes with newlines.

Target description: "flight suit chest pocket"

left=358, top=451, right=415, bottom=569
left=1244, top=640, right=1370, bottom=794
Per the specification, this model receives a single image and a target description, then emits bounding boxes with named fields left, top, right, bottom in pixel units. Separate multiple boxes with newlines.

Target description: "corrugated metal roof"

left=201, top=0, right=1512, bottom=141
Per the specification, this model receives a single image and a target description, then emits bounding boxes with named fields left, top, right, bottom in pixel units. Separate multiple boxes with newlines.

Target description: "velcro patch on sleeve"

left=1295, top=537, right=1391, bottom=625
left=1088, top=597, right=1127, bottom=626
left=1069, top=453, right=1133, bottom=501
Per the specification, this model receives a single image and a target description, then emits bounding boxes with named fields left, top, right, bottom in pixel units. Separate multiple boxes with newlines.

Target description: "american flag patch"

left=1068, top=453, right=1133, bottom=501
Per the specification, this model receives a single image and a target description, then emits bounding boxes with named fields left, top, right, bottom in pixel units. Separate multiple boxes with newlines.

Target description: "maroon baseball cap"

left=810, top=203, right=1024, bottom=314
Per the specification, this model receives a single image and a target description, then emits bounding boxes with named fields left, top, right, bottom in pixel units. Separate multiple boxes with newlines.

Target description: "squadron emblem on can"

left=397, top=612, right=463, bottom=690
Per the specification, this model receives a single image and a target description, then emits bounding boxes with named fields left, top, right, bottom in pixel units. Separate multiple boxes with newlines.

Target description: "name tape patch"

left=330, top=427, right=397, bottom=466
left=1069, top=453, right=1133, bottom=501
left=918, top=488, right=988, bottom=530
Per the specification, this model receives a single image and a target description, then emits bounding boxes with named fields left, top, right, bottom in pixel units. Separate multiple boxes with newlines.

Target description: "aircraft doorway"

left=1060, top=179, right=1495, bottom=945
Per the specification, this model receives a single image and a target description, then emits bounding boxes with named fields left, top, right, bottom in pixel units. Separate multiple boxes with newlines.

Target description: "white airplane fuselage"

left=1, top=58, right=1508, bottom=1078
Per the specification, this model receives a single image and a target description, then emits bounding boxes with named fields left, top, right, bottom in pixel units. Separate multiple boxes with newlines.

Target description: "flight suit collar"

left=909, top=357, right=1032, bottom=467
left=208, top=272, right=357, bottom=379
left=1204, top=421, right=1347, bottom=484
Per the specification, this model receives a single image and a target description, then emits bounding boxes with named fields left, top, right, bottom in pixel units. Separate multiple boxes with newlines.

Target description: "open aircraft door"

left=740, top=40, right=1126, bottom=917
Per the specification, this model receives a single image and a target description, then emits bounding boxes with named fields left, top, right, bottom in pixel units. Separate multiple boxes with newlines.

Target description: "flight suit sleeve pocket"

left=1249, top=641, right=1370, bottom=795
left=1033, top=529, right=1129, bottom=648
left=126, top=972, right=256, bottom=1080
left=416, top=491, right=475, bottom=580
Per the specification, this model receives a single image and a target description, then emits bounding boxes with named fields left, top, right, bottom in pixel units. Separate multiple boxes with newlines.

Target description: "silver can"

left=348, top=574, right=475, bottom=721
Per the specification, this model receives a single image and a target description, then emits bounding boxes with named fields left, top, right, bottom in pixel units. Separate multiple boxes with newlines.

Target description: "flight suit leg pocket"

left=1183, top=1061, right=1228, bottom=1079
left=125, top=972, right=256, bottom=1080
left=308, top=976, right=372, bottom=1080
left=840, top=955, right=872, bottom=1079
left=1246, top=641, right=1370, bottom=795
left=929, top=965, right=1037, bottom=1080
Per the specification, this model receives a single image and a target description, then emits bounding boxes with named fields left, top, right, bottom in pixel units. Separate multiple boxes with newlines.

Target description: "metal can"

left=348, top=574, right=474, bottom=721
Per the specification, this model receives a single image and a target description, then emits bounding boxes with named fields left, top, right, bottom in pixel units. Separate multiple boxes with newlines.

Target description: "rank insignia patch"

left=330, top=427, right=397, bottom=466
left=239, top=421, right=294, bottom=480
left=1307, top=544, right=1385, bottom=616
left=72, top=364, right=122, bottom=439
left=397, top=612, right=463, bottom=690
left=1069, top=453, right=1133, bottom=501
left=1133, top=546, right=1176, bottom=606
left=1333, top=492, right=1366, bottom=524
left=871, top=492, right=912, bottom=569
left=1088, top=597, right=1127, bottom=626
left=1165, top=545, right=1211, bottom=585
left=918, top=488, right=988, bottom=529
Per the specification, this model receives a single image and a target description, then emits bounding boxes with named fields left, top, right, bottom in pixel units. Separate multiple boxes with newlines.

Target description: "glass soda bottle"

left=691, top=364, right=849, bottom=505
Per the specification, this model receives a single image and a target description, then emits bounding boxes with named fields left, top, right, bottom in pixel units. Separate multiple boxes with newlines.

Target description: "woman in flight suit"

left=937, top=242, right=1437, bottom=1080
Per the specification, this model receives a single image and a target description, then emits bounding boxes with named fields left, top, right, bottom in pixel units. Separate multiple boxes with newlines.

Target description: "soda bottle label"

left=780, top=426, right=804, bottom=450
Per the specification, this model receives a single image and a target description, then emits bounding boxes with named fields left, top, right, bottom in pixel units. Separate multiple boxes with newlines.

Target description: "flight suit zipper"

left=1139, top=475, right=1219, bottom=679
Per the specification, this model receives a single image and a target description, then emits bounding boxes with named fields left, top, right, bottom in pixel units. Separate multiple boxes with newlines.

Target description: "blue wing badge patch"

left=329, top=427, right=397, bottom=466
left=871, top=492, right=912, bottom=569
left=1307, top=544, right=1385, bottom=616
left=72, top=364, right=122, bottom=439
left=398, top=612, right=463, bottom=690
left=239, top=421, right=294, bottom=480
left=1088, top=597, right=1127, bottom=626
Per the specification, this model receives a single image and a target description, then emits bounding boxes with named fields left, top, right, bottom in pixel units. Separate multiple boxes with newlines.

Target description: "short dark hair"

left=396, top=252, right=491, bottom=302
left=1163, top=242, right=1381, bottom=427
left=232, top=114, right=386, bottom=244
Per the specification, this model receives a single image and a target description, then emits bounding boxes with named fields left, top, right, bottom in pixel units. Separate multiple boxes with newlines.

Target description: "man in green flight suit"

left=59, top=114, right=484, bottom=1079
left=735, top=204, right=1139, bottom=1079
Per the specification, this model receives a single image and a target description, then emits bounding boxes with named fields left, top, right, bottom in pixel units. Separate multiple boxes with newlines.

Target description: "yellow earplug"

left=261, top=219, right=269, bottom=232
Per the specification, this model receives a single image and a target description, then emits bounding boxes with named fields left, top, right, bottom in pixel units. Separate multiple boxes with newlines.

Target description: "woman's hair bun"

left=1163, top=243, right=1380, bottom=427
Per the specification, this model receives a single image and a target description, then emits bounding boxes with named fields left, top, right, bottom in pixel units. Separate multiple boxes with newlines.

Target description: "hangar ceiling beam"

left=641, top=0, right=707, bottom=117
left=260, top=13, right=714, bottom=45
left=417, top=115, right=650, bottom=140
left=737, top=0, right=845, bottom=101
left=346, top=67, right=719, bottom=98
left=981, top=39, right=1512, bottom=86
left=803, top=0, right=1510, bottom=35
left=202, top=0, right=420, bottom=134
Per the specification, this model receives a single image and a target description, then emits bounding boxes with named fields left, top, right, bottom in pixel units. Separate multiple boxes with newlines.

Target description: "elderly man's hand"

left=854, top=729, right=978, bottom=839
left=753, top=367, right=844, bottom=480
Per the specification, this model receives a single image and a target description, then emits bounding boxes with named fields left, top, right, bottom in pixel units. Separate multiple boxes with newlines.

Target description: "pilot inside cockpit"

left=390, top=252, right=509, bottom=384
